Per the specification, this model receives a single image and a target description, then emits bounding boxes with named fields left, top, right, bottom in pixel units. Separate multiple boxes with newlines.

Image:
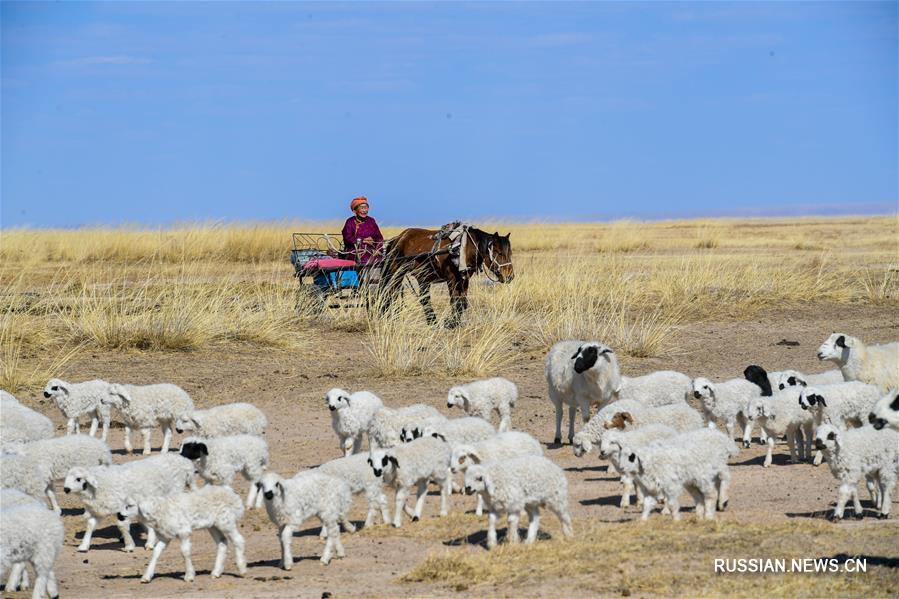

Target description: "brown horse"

left=380, top=226, right=514, bottom=327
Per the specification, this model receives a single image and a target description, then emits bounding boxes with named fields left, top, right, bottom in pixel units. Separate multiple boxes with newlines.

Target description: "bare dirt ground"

left=7, top=303, right=899, bottom=598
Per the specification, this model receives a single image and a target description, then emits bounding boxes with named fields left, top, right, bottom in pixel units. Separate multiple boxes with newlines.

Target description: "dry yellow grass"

left=1, top=216, right=896, bottom=390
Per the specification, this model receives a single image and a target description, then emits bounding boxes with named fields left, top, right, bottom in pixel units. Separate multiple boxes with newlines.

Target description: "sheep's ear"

left=199, top=443, right=208, bottom=456
left=431, top=432, right=447, bottom=442
left=890, top=394, right=899, bottom=411
left=343, top=394, right=351, bottom=406
left=570, top=346, right=582, bottom=360
left=599, top=347, right=613, bottom=355
left=276, top=480, right=285, bottom=498
left=85, top=473, right=99, bottom=492
left=621, top=412, right=633, bottom=425
left=388, top=456, right=399, bottom=468
left=835, top=335, right=846, bottom=348
left=483, top=473, right=495, bottom=497
left=468, top=450, right=482, bottom=464
left=817, top=395, right=826, bottom=407
left=189, top=416, right=200, bottom=428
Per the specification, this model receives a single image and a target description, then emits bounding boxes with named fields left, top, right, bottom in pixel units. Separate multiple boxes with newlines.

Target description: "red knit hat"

left=350, top=196, right=369, bottom=212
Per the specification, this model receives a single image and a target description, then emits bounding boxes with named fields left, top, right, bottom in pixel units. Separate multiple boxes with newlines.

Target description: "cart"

left=290, top=232, right=384, bottom=310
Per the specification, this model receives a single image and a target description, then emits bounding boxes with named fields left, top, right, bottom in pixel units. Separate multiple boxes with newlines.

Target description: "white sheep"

left=63, top=453, right=195, bottom=552
left=617, top=427, right=737, bottom=521
left=258, top=470, right=354, bottom=567
left=772, top=368, right=845, bottom=390
left=598, top=424, right=679, bottom=508
left=691, top=377, right=765, bottom=447
left=368, top=435, right=452, bottom=527
left=326, top=388, right=383, bottom=455
left=745, top=387, right=813, bottom=467
left=401, top=416, right=496, bottom=446
left=367, top=403, right=444, bottom=449
left=447, top=377, right=518, bottom=432
left=463, top=456, right=573, bottom=548
left=42, top=378, right=112, bottom=440
left=179, top=435, right=269, bottom=508
left=1, top=454, right=53, bottom=507
left=814, top=424, right=899, bottom=519
left=102, top=382, right=194, bottom=454
left=450, top=431, right=543, bottom=516
left=546, top=340, right=622, bottom=444
left=817, top=333, right=899, bottom=393
left=798, top=382, right=883, bottom=429
left=0, top=489, right=41, bottom=593
left=570, top=399, right=651, bottom=457
left=174, top=402, right=267, bottom=437
left=119, top=485, right=247, bottom=583
left=316, top=452, right=391, bottom=527
left=0, top=502, right=64, bottom=599
left=4, top=435, right=112, bottom=514
left=0, top=399, right=55, bottom=447
left=613, top=370, right=691, bottom=407
left=869, top=390, right=899, bottom=432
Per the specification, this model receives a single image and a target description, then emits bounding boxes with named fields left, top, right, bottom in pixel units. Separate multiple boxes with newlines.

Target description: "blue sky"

left=1, top=1, right=896, bottom=227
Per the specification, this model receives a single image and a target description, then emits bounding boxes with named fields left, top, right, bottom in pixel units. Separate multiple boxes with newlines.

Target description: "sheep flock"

left=1, top=330, right=897, bottom=597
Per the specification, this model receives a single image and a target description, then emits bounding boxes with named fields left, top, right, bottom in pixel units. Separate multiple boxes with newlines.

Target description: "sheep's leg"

left=507, top=512, right=521, bottom=544
left=620, top=475, right=634, bottom=508
left=831, top=484, right=852, bottom=520
left=321, top=523, right=337, bottom=565
left=666, top=494, right=682, bottom=521
left=850, top=486, right=864, bottom=519
left=77, top=515, right=98, bottom=552
left=145, top=526, right=157, bottom=549
left=498, top=404, right=512, bottom=433
left=209, top=527, right=227, bottom=578
left=100, top=412, right=110, bottom=441
left=89, top=414, right=99, bottom=437
left=279, top=525, right=294, bottom=570
left=378, top=492, right=391, bottom=524
left=763, top=436, right=774, bottom=468
left=878, top=475, right=895, bottom=518
left=332, top=523, right=346, bottom=559
left=486, top=511, right=499, bottom=549
left=161, top=424, right=173, bottom=453
left=352, top=435, right=363, bottom=455
left=341, top=514, right=356, bottom=533
left=229, top=528, right=247, bottom=575
left=553, top=399, right=563, bottom=445
left=758, top=428, right=768, bottom=444
left=687, top=486, right=705, bottom=519
left=524, top=506, right=541, bottom=544
left=179, top=535, right=195, bottom=582
left=700, top=481, right=717, bottom=520
left=786, top=428, right=798, bottom=464
left=412, top=481, right=428, bottom=521
left=32, top=571, right=48, bottom=599
left=342, top=436, right=353, bottom=457
left=640, top=496, right=657, bottom=522
left=246, top=480, right=260, bottom=509
left=123, top=426, right=134, bottom=453
left=393, top=488, right=409, bottom=527
left=567, top=404, right=577, bottom=444
left=6, top=562, right=25, bottom=591
left=813, top=450, right=823, bottom=466
left=724, top=419, right=735, bottom=442
left=142, top=539, right=167, bottom=582
left=717, top=469, right=731, bottom=511
left=476, top=493, right=484, bottom=516
left=440, top=476, right=451, bottom=517
left=116, top=517, right=136, bottom=552
left=45, top=570, right=58, bottom=599
left=141, top=429, right=153, bottom=455
left=46, top=487, right=61, bottom=515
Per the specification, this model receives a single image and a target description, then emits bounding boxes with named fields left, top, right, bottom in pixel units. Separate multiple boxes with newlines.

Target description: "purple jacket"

left=341, top=216, right=384, bottom=264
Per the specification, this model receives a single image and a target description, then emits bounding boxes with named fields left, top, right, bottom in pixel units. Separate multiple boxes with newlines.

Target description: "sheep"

left=617, top=428, right=738, bottom=521
left=869, top=390, right=899, bottom=432
left=744, top=387, right=813, bottom=467
left=325, top=388, right=383, bottom=455
left=447, top=377, right=518, bottom=432
left=316, top=452, right=391, bottom=527
left=367, top=403, right=444, bottom=449
left=570, top=399, right=651, bottom=457
left=257, top=470, right=354, bottom=567
left=41, top=378, right=112, bottom=440
left=119, top=485, right=247, bottom=583
left=0, top=502, right=64, bottom=599
left=101, top=382, right=194, bottom=454
left=401, top=416, right=496, bottom=445
left=63, top=453, right=195, bottom=552
left=0, top=399, right=55, bottom=447
left=598, top=424, right=679, bottom=508
left=179, top=435, right=269, bottom=508
left=463, top=456, right=573, bottom=548
left=174, top=402, right=267, bottom=437
left=613, top=370, right=692, bottom=407
left=1, top=454, right=53, bottom=509
left=606, top=403, right=705, bottom=434
left=368, top=435, right=452, bottom=527
left=4, top=435, right=112, bottom=514
left=771, top=368, right=845, bottom=390
left=450, top=431, right=543, bottom=516
left=0, top=489, right=42, bottom=594
left=817, top=333, right=899, bottom=393
left=798, top=382, right=883, bottom=429
left=691, top=377, right=765, bottom=447
left=814, top=424, right=899, bottom=520
left=545, top=340, right=622, bottom=444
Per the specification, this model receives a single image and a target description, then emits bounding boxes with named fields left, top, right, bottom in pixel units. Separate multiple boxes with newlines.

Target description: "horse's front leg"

left=445, top=276, right=467, bottom=329
left=417, top=280, right=437, bottom=326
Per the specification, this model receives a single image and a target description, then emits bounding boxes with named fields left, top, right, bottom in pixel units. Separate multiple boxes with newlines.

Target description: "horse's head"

left=485, top=231, right=514, bottom=283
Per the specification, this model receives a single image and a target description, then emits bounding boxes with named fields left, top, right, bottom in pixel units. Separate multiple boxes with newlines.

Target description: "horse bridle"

left=468, top=231, right=512, bottom=283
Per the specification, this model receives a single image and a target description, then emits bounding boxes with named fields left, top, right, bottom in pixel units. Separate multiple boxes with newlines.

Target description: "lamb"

left=771, top=368, right=845, bottom=390
left=63, top=453, right=195, bottom=552
left=367, top=403, right=444, bottom=449
left=401, top=416, right=496, bottom=445
left=463, top=456, right=573, bottom=548
left=744, top=387, right=813, bottom=467
left=1, top=454, right=53, bottom=507
left=817, top=333, right=899, bottom=393
left=691, top=377, right=765, bottom=447
left=0, top=502, right=64, bottom=599
left=606, top=403, right=705, bottom=434
left=4, top=435, right=112, bottom=514
left=617, top=427, right=738, bottom=521
left=814, top=424, right=899, bottom=519
left=545, top=340, right=622, bottom=444
left=257, top=470, right=354, bottom=567
left=447, top=377, right=518, bottom=432
left=174, top=402, right=267, bottom=437
left=613, top=370, right=691, bottom=407
left=41, top=378, right=112, bottom=440
left=869, top=390, right=899, bottom=432
left=368, top=435, right=452, bottom=527
left=450, top=431, right=543, bottom=516
left=316, top=452, right=391, bottom=527
left=101, top=382, right=194, bottom=454
left=325, top=388, right=383, bottom=455
left=0, top=398, right=55, bottom=447
left=119, top=485, right=247, bottom=583
left=598, top=424, right=679, bottom=508
left=798, top=382, right=883, bottom=429
left=570, top=399, right=650, bottom=457
left=179, top=435, right=269, bottom=508
left=0, top=489, right=42, bottom=594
